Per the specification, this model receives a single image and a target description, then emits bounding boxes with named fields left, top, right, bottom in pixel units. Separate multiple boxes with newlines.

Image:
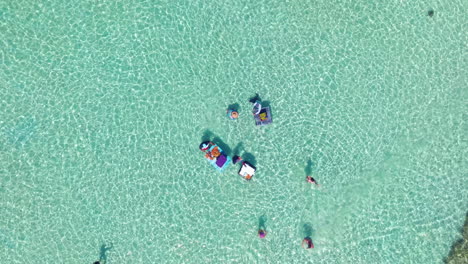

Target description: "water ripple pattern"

left=0, top=0, right=466, bottom=263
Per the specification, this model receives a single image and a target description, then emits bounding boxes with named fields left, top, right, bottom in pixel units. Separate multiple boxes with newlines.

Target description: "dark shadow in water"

left=428, top=9, right=434, bottom=17
left=212, top=137, right=232, bottom=156
left=258, top=215, right=267, bottom=230
left=227, top=103, right=240, bottom=112
left=261, top=100, right=271, bottom=108
left=201, top=129, right=214, bottom=143
left=248, top=93, right=262, bottom=103
left=97, top=243, right=112, bottom=263
left=242, top=152, right=257, bottom=166
left=233, top=142, right=244, bottom=157
left=444, top=211, right=468, bottom=263
left=304, top=159, right=314, bottom=176
left=303, top=223, right=314, bottom=237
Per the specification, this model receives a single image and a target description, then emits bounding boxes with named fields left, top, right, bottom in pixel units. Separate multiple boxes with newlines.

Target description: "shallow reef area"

left=445, top=213, right=468, bottom=264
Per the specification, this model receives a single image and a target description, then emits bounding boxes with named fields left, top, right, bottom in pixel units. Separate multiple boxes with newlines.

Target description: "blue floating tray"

left=254, top=106, right=272, bottom=126
left=200, top=142, right=232, bottom=172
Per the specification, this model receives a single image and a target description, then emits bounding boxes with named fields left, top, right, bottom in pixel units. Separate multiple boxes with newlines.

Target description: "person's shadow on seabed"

left=93, top=243, right=113, bottom=264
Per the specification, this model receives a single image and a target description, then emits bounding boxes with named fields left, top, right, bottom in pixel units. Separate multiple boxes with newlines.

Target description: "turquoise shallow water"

left=0, top=0, right=467, bottom=263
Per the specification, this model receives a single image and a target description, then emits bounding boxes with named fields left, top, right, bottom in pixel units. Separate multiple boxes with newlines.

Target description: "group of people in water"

left=226, top=93, right=267, bottom=121
left=256, top=175, right=319, bottom=249
left=92, top=95, right=317, bottom=263
left=229, top=94, right=320, bottom=249
left=303, top=175, right=319, bottom=249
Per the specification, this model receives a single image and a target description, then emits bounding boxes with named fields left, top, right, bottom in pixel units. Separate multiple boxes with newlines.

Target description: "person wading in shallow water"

left=302, top=237, right=314, bottom=249
left=306, top=176, right=319, bottom=186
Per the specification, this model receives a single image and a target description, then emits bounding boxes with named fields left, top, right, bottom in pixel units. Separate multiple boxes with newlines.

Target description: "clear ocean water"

left=0, top=0, right=466, bottom=263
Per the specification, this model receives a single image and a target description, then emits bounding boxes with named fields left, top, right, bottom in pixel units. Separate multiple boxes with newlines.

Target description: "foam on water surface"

left=0, top=0, right=466, bottom=263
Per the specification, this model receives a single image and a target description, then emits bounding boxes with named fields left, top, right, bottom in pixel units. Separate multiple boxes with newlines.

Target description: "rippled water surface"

left=0, top=0, right=466, bottom=263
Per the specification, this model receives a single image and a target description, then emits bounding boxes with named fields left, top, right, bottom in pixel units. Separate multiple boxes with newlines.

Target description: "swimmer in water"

left=233, top=155, right=243, bottom=164
left=302, top=237, right=314, bottom=249
left=249, top=93, right=262, bottom=115
left=306, top=176, right=319, bottom=186
left=258, top=229, right=267, bottom=239
left=227, top=109, right=239, bottom=120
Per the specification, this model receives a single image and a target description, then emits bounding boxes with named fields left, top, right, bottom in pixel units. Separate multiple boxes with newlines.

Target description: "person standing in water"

left=306, top=176, right=319, bottom=186
left=258, top=215, right=267, bottom=239
left=233, top=155, right=243, bottom=164
left=302, top=237, right=314, bottom=249
left=258, top=229, right=267, bottom=239
left=249, top=93, right=262, bottom=115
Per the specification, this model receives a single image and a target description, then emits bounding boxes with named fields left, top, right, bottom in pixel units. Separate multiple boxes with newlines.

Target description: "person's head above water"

left=93, top=262, right=100, bottom=264
left=258, top=229, right=266, bottom=238
left=302, top=237, right=314, bottom=249
left=306, top=176, right=319, bottom=185
left=233, top=155, right=243, bottom=164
